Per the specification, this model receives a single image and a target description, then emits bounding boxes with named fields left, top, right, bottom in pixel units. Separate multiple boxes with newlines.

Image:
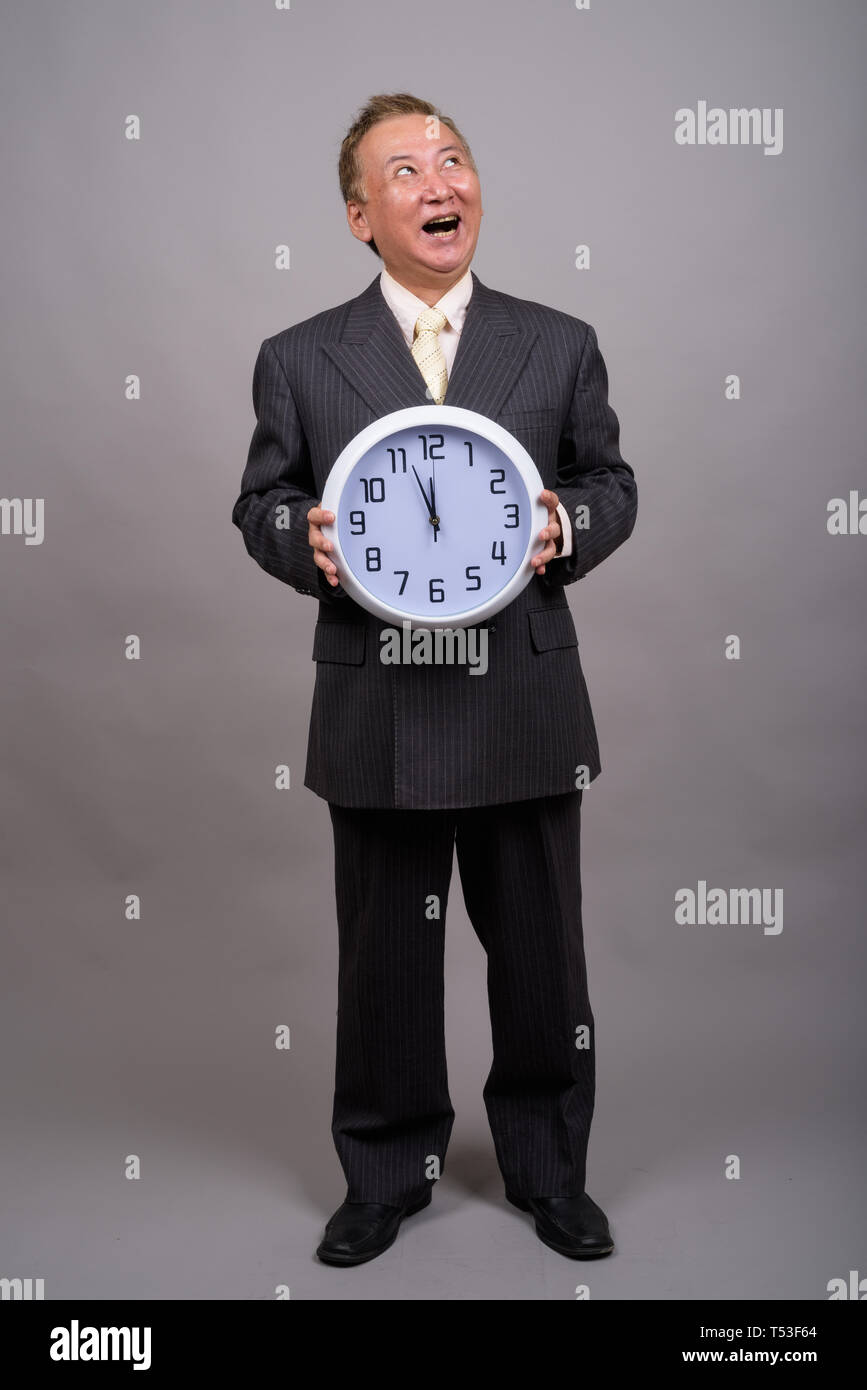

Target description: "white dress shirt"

left=379, top=267, right=572, bottom=559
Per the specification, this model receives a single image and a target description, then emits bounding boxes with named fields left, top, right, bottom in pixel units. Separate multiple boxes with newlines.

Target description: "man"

left=232, top=93, right=637, bottom=1266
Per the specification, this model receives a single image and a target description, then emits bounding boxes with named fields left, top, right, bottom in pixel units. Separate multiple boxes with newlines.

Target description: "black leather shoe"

left=506, top=1191, right=614, bottom=1259
left=316, top=1187, right=432, bottom=1266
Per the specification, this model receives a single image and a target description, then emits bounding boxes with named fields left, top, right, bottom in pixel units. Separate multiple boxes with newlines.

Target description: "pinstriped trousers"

left=327, top=790, right=595, bottom=1204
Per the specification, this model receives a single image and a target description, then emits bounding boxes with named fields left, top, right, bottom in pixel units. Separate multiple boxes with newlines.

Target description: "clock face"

left=320, top=406, right=549, bottom=628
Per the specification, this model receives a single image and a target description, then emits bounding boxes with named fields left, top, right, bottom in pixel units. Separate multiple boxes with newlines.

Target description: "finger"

left=313, top=547, right=339, bottom=574
left=308, top=525, right=333, bottom=552
left=535, top=526, right=558, bottom=550
left=317, top=561, right=340, bottom=586
left=307, top=505, right=334, bottom=525
left=531, top=541, right=556, bottom=569
left=538, top=488, right=560, bottom=510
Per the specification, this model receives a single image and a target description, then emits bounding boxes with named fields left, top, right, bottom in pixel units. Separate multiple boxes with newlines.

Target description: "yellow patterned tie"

left=411, top=306, right=449, bottom=404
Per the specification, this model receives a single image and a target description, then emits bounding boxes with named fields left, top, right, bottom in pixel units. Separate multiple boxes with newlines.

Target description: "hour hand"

left=428, top=475, right=440, bottom=541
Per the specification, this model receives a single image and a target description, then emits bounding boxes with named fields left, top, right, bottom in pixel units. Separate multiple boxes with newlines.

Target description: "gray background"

left=1, top=0, right=865, bottom=1300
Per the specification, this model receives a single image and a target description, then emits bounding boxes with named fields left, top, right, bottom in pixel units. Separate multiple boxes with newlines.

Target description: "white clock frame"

left=319, top=405, right=550, bottom=629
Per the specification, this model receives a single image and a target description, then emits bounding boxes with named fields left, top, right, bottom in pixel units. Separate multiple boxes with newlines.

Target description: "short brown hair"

left=339, top=93, right=477, bottom=257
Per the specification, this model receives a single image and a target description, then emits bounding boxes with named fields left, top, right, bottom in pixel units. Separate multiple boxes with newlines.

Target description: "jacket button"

left=489, top=623, right=497, bottom=633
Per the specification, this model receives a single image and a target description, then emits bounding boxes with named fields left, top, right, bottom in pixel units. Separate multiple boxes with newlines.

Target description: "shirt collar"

left=379, top=265, right=474, bottom=345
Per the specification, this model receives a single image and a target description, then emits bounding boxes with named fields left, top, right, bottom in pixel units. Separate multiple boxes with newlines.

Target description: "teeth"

left=425, top=215, right=459, bottom=234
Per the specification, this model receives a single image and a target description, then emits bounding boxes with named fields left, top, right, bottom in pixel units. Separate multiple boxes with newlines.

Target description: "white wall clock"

left=319, top=405, right=549, bottom=629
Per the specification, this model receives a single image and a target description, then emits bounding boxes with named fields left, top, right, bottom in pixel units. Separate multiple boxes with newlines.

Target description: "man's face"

left=346, top=114, right=483, bottom=292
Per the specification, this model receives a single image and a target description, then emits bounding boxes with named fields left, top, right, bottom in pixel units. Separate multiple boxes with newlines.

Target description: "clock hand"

left=411, top=464, right=439, bottom=539
left=411, top=463, right=434, bottom=513
left=429, top=474, right=440, bottom=542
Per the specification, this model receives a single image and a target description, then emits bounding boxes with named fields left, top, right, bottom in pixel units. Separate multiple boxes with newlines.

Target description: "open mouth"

left=421, top=214, right=461, bottom=238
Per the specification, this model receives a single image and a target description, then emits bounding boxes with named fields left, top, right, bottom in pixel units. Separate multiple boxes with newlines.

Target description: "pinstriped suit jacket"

left=232, top=270, right=637, bottom=809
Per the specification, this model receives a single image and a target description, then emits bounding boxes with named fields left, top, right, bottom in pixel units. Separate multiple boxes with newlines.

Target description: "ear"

left=346, top=201, right=373, bottom=245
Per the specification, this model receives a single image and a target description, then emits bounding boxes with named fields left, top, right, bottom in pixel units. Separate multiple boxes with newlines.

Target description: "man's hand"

left=531, top=488, right=563, bottom=575
left=307, top=503, right=340, bottom=586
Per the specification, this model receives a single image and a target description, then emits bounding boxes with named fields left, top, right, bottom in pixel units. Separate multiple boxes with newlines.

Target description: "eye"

left=444, top=156, right=460, bottom=167
left=395, top=164, right=415, bottom=176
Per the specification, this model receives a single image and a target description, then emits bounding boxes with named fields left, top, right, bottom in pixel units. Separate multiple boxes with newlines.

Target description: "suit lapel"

left=321, top=274, right=428, bottom=416
left=321, top=270, right=539, bottom=420
left=444, top=272, right=539, bottom=415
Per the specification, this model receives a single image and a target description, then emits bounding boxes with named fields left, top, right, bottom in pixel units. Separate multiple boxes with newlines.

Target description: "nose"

left=421, top=172, right=450, bottom=200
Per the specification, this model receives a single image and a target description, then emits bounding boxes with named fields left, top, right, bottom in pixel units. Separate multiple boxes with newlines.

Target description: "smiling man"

left=232, top=93, right=637, bottom=1267
left=346, top=115, right=480, bottom=293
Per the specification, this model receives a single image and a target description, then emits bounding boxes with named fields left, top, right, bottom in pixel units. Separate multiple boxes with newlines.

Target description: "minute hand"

left=411, top=464, right=435, bottom=519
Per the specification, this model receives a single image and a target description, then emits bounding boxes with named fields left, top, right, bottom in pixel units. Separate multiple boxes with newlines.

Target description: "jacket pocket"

left=499, top=407, right=560, bottom=430
left=527, top=606, right=579, bottom=653
left=311, top=621, right=366, bottom=665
